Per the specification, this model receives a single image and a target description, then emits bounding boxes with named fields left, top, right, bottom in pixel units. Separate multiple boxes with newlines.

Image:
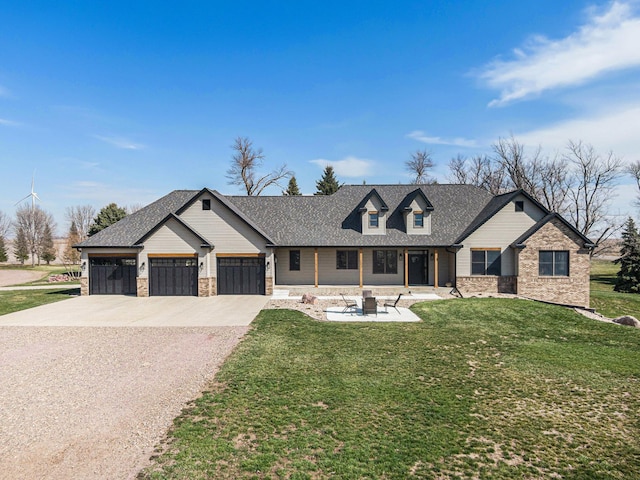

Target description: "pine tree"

left=0, top=236, right=7, bottom=263
left=283, top=176, right=302, bottom=196
left=39, top=222, right=56, bottom=265
left=88, top=203, right=127, bottom=236
left=314, top=166, right=340, bottom=195
left=63, top=221, right=81, bottom=265
left=614, top=217, right=640, bottom=293
left=14, top=227, right=29, bottom=264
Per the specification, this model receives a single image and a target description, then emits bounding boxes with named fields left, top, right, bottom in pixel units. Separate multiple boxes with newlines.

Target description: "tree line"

left=0, top=203, right=128, bottom=266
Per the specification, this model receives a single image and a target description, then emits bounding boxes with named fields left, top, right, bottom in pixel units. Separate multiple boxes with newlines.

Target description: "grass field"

left=590, top=259, right=640, bottom=319
left=140, top=299, right=640, bottom=479
left=0, top=288, right=80, bottom=316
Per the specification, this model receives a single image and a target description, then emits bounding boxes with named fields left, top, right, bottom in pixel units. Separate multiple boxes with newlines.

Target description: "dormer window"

left=414, top=212, right=424, bottom=228
left=515, top=201, right=524, bottom=212
left=369, top=212, right=379, bottom=228
left=202, top=199, right=211, bottom=210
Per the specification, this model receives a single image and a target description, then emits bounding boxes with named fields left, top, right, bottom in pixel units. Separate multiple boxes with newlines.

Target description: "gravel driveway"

left=0, top=296, right=267, bottom=480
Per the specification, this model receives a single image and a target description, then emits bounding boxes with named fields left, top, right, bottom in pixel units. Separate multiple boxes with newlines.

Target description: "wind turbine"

left=15, top=171, right=41, bottom=210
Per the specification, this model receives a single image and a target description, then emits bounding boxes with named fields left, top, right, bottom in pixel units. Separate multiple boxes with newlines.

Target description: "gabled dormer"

left=401, top=188, right=434, bottom=235
left=358, top=188, right=389, bottom=235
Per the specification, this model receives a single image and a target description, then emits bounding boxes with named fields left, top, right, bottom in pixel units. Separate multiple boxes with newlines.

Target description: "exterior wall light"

left=199, top=262, right=204, bottom=272
left=139, top=262, right=145, bottom=273
left=81, top=261, right=87, bottom=271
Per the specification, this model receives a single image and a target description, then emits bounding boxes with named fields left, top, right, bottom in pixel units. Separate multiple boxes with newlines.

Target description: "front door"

left=408, top=252, right=428, bottom=285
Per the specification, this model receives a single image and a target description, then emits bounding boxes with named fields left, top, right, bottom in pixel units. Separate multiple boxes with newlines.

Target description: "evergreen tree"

left=283, top=176, right=302, bottom=196
left=39, top=222, right=56, bottom=265
left=0, top=236, right=7, bottom=263
left=88, top=203, right=127, bottom=236
left=314, top=166, right=340, bottom=195
left=614, top=217, right=640, bottom=293
left=14, top=227, right=29, bottom=264
left=63, top=221, right=81, bottom=265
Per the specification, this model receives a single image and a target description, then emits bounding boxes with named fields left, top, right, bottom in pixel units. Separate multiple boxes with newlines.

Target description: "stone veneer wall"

left=80, top=277, right=89, bottom=296
left=456, top=275, right=517, bottom=295
left=266, top=277, right=273, bottom=296
left=198, top=277, right=216, bottom=297
left=516, top=218, right=590, bottom=307
left=136, top=277, right=148, bottom=297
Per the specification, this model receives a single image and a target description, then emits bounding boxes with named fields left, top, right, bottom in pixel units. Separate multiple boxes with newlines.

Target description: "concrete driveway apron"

left=0, top=294, right=269, bottom=326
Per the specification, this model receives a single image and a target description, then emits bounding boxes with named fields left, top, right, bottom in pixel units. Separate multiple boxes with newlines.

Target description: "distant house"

left=76, top=184, right=594, bottom=306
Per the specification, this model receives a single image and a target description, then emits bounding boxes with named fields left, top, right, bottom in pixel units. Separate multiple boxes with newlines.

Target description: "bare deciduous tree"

left=492, top=135, right=544, bottom=196
left=405, top=149, right=435, bottom=184
left=0, top=210, right=12, bottom=239
left=226, top=137, right=292, bottom=196
left=536, top=155, right=571, bottom=214
left=626, top=160, right=640, bottom=207
left=14, top=204, right=56, bottom=266
left=448, top=154, right=508, bottom=195
left=564, top=140, right=623, bottom=253
left=65, top=205, right=96, bottom=240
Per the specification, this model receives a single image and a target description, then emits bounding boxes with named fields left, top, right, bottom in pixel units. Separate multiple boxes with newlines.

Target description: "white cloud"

left=479, top=1, right=640, bottom=106
left=0, top=118, right=21, bottom=127
left=309, top=156, right=374, bottom=177
left=93, top=135, right=145, bottom=150
left=406, top=130, right=477, bottom=148
left=515, top=102, right=640, bottom=161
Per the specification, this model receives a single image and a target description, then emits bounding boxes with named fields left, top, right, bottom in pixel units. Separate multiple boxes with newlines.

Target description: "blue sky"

left=2, top=0, right=640, bottom=234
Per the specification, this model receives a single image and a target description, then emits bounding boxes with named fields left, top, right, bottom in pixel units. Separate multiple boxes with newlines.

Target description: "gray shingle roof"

left=228, top=184, right=494, bottom=247
left=77, top=184, right=498, bottom=249
left=76, top=190, right=198, bottom=248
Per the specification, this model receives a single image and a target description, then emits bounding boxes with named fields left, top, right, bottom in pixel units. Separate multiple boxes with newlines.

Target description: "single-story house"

left=75, top=184, right=594, bottom=306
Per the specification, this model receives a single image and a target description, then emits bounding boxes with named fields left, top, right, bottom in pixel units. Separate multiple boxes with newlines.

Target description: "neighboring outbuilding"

left=75, top=184, right=594, bottom=306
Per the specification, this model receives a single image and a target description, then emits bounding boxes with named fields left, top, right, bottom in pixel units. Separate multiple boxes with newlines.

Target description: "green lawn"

left=140, top=299, right=640, bottom=479
left=0, top=288, right=80, bottom=316
left=590, top=259, right=640, bottom=318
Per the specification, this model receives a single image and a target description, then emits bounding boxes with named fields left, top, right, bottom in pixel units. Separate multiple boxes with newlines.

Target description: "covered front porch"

left=274, top=247, right=455, bottom=289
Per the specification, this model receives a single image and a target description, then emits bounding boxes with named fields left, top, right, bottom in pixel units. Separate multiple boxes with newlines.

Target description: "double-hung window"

left=373, top=250, right=398, bottom=274
left=336, top=250, right=358, bottom=270
left=539, top=251, right=569, bottom=276
left=414, top=212, right=424, bottom=228
left=471, top=249, right=501, bottom=276
left=368, top=212, right=379, bottom=228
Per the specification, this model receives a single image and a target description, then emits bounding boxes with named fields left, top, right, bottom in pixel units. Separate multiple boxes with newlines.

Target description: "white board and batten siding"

left=457, top=195, right=546, bottom=276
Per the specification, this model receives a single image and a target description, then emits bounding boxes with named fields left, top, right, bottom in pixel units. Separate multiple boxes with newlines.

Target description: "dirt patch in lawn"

left=0, top=269, right=44, bottom=286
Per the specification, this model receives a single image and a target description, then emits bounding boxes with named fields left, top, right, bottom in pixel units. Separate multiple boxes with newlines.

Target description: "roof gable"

left=511, top=213, right=595, bottom=248
left=357, top=188, right=389, bottom=212
left=400, top=188, right=434, bottom=212
left=135, top=213, right=213, bottom=248
left=455, top=189, right=548, bottom=244
left=175, top=188, right=275, bottom=245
